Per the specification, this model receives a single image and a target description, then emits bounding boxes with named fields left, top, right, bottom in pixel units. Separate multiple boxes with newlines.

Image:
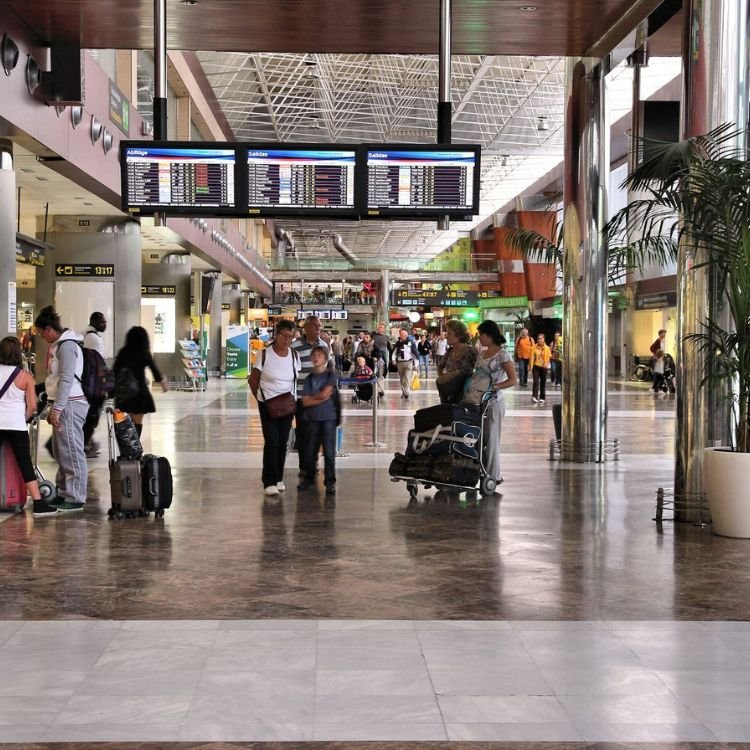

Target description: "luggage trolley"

left=391, top=391, right=499, bottom=501
left=28, top=409, right=58, bottom=503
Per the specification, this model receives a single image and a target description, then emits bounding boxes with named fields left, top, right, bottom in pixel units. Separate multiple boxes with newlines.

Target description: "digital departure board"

left=121, top=142, right=239, bottom=215
left=246, top=146, right=357, bottom=216
left=363, top=145, right=481, bottom=218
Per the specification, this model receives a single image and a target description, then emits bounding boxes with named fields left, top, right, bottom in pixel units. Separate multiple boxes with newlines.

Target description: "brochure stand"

left=178, top=340, right=207, bottom=391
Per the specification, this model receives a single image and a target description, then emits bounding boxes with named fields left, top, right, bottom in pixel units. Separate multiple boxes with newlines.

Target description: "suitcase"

left=109, top=458, right=142, bottom=517
left=0, top=441, right=27, bottom=512
left=141, top=454, right=173, bottom=517
left=413, top=403, right=479, bottom=432
left=106, top=408, right=143, bottom=518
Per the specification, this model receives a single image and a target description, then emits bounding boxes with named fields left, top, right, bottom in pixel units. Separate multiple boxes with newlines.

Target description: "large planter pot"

left=704, top=447, right=750, bottom=538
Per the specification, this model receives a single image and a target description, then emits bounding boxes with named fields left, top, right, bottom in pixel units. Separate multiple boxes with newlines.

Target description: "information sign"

left=141, top=285, right=176, bottom=296
left=392, top=289, right=499, bottom=307
left=225, top=325, right=250, bottom=378
left=55, top=264, right=114, bottom=278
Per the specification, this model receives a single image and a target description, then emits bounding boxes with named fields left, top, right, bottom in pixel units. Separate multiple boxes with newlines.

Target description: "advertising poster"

left=225, top=325, right=249, bottom=378
left=141, top=297, right=176, bottom=353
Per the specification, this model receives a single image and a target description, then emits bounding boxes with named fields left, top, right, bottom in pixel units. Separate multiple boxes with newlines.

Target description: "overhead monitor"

left=362, top=144, right=481, bottom=218
left=121, top=141, right=240, bottom=215
left=246, top=145, right=357, bottom=216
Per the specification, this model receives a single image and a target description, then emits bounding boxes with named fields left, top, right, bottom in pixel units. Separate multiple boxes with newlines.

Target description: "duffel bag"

left=432, top=454, right=480, bottom=488
left=406, top=427, right=450, bottom=457
left=451, top=421, right=481, bottom=460
left=389, top=453, right=410, bottom=477
left=413, top=403, right=480, bottom=432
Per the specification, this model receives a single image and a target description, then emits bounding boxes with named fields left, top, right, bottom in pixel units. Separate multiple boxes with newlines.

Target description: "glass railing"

left=269, top=255, right=502, bottom=274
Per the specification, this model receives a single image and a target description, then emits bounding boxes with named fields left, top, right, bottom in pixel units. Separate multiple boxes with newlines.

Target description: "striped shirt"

left=290, top=336, right=332, bottom=396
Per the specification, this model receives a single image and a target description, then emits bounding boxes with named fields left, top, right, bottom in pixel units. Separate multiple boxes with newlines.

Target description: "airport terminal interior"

left=2, top=0, right=750, bottom=746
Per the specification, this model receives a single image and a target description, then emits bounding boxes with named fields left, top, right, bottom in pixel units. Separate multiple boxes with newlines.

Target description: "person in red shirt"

left=650, top=329, right=667, bottom=355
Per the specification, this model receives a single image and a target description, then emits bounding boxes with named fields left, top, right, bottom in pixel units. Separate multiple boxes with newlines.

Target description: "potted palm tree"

left=606, top=124, right=750, bottom=536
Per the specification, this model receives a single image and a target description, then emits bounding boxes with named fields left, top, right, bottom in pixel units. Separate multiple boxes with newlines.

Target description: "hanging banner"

left=225, top=325, right=249, bottom=378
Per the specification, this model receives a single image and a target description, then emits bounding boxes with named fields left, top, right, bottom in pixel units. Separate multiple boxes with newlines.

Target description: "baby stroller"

left=352, top=377, right=374, bottom=405
left=653, top=353, right=676, bottom=394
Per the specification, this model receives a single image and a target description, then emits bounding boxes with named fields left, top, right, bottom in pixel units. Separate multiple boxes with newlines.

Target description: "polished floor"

left=1, top=374, right=749, bottom=746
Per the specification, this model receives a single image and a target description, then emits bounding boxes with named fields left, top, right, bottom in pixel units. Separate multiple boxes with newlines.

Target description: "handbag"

left=436, top=372, right=468, bottom=404
left=264, top=391, right=297, bottom=419
left=411, top=372, right=421, bottom=390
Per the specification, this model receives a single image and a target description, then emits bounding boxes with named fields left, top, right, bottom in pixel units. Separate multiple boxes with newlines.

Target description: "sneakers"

left=325, top=483, right=336, bottom=495
left=297, top=479, right=314, bottom=490
left=264, top=485, right=279, bottom=497
left=539, top=399, right=545, bottom=405
left=276, top=482, right=286, bottom=492
left=84, top=444, right=101, bottom=458
left=55, top=501, right=84, bottom=513
left=531, top=397, right=539, bottom=403
left=31, top=500, right=59, bottom=517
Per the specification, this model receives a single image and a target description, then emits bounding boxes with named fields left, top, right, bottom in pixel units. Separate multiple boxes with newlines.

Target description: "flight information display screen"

left=364, top=145, right=480, bottom=217
left=247, top=146, right=357, bottom=216
left=121, top=143, right=238, bottom=214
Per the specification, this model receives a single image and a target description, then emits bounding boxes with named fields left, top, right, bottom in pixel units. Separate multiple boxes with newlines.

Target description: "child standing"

left=298, top=345, right=339, bottom=495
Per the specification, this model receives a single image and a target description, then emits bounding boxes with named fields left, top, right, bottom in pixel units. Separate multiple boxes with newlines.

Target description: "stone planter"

left=704, top=447, right=750, bottom=538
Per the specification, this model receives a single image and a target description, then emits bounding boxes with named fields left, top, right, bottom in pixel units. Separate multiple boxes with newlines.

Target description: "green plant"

left=606, top=123, right=750, bottom=452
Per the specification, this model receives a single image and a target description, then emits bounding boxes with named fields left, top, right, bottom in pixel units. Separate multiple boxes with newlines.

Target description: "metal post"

left=364, top=377, right=386, bottom=448
left=676, top=0, right=750, bottom=516
left=153, top=0, right=168, bottom=140
left=561, top=58, right=610, bottom=462
left=437, top=0, right=451, bottom=231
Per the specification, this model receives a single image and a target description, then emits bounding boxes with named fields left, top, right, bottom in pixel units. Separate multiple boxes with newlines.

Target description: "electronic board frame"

left=120, top=140, right=244, bottom=216
left=245, top=143, right=359, bottom=218
left=360, top=143, right=481, bottom=219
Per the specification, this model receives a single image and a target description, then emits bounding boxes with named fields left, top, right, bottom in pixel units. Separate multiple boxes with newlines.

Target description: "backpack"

left=61, top=340, right=115, bottom=401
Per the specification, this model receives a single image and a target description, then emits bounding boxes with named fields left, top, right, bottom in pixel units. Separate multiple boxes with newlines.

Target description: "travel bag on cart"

left=432, top=454, right=481, bottom=488
left=0, top=441, right=26, bottom=512
left=141, top=454, right=173, bottom=514
left=413, top=403, right=479, bottom=432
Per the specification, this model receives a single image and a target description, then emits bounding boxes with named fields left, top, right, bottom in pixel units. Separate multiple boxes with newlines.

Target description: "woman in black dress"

left=113, top=326, right=168, bottom=436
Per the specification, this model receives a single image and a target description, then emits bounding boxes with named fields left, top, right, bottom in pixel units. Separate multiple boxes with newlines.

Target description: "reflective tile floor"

left=1, top=376, right=750, bottom=747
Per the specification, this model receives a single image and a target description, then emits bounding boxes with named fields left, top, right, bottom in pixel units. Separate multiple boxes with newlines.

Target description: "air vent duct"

left=332, top=234, right=358, bottom=265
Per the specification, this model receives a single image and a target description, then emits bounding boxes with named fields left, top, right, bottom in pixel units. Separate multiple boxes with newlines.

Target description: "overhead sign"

left=109, top=81, right=130, bottom=136
left=141, top=285, right=176, bottom=296
left=267, top=305, right=283, bottom=316
left=55, top=264, right=114, bottom=278
left=636, top=291, right=677, bottom=310
left=15, top=238, right=45, bottom=267
left=478, top=295, right=529, bottom=309
left=392, top=289, right=500, bottom=307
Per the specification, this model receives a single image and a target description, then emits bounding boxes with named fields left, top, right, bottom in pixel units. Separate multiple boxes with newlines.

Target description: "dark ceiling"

left=3, top=0, right=666, bottom=56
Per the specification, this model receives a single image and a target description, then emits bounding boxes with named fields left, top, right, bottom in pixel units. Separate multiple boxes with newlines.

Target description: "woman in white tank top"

left=0, top=337, right=58, bottom=516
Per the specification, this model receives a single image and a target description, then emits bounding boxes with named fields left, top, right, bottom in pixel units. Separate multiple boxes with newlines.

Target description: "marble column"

left=0, top=140, right=17, bottom=338
left=676, top=0, right=750, bottom=514
left=561, top=58, right=610, bottom=462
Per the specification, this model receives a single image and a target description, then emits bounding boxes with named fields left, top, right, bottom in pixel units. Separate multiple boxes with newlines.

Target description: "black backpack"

left=61, top=340, right=114, bottom=401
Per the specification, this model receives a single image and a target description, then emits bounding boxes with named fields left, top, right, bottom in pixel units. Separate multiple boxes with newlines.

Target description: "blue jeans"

left=302, top=419, right=337, bottom=485
left=517, top=358, right=529, bottom=385
left=418, top=355, right=430, bottom=378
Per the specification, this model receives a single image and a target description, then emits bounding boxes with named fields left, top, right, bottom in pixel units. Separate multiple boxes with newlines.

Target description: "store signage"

left=55, top=264, right=114, bottom=277
left=636, top=291, right=677, bottom=310
left=267, top=305, right=283, bottom=316
left=141, top=285, right=176, bottom=296
left=221, top=303, right=231, bottom=311
left=15, top=238, right=45, bottom=267
left=109, top=81, right=130, bottom=136
left=392, top=289, right=500, bottom=307
left=295, top=309, right=349, bottom=320
left=478, top=295, right=529, bottom=309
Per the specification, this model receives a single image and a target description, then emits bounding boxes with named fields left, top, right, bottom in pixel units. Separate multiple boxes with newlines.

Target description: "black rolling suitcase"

left=413, top=403, right=480, bottom=432
left=141, top=454, right=173, bottom=518
left=106, top=409, right=142, bottom=519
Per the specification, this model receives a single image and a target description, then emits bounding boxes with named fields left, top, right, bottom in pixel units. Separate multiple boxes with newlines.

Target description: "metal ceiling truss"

left=194, top=51, right=677, bottom=268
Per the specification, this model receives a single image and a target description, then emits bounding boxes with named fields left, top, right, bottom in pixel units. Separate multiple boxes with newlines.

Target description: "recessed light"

left=520, top=5, right=537, bottom=10
left=180, top=0, right=198, bottom=5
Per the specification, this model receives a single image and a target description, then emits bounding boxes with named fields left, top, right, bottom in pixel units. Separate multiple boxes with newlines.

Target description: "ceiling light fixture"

left=25, top=55, right=41, bottom=94
left=1, top=34, right=19, bottom=76
left=537, top=116, right=549, bottom=132
left=180, top=0, right=198, bottom=5
left=70, top=105, right=83, bottom=129
left=520, top=5, right=537, bottom=10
